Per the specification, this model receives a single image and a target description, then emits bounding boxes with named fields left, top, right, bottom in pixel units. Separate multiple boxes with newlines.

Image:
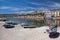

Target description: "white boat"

left=21, top=23, right=37, bottom=28
left=21, top=23, right=29, bottom=26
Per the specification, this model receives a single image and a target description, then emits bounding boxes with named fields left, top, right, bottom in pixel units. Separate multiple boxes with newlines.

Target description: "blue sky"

left=0, top=0, right=60, bottom=14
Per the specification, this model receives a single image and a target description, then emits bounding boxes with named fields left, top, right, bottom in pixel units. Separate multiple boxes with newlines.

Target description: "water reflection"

left=6, top=17, right=60, bottom=27
left=54, top=20, right=60, bottom=26
left=45, top=19, right=60, bottom=26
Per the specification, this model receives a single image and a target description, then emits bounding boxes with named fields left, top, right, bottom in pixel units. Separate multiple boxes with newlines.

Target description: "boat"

left=5, top=21, right=18, bottom=25
left=21, top=23, right=37, bottom=28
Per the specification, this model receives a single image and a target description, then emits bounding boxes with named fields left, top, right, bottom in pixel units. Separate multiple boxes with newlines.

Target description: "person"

left=47, top=24, right=57, bottom=34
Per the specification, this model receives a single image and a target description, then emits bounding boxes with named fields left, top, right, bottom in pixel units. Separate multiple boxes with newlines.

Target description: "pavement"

left=0, top=22, right=60, bottom=40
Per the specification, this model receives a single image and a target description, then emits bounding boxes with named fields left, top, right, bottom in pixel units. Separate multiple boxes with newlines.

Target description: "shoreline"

left=0, top=21, right=60, bottom=40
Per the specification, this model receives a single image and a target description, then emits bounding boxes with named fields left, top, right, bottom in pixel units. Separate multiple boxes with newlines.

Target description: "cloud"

left=0, top=6, right=23, bottom=10
left=0, top=6, right=36, bottom=13
left=50, top=3, right=60, bottom=7
left=36, top=7, right=49, bottom=10
left=11, top=8, right=20, bottom=11
left=45, top=2, right=60, bottom=9
left=1, top=1, right=60, bottom=14
left=27, top=1, right=60, bottom=9
left=28, top=2, right=43, bottom=5
left=26, top=1, right=48, bottom=6
left=0, top=6, right=11, bottom=9
left=15, top=11, right=35, bottom=14
left=11, top=7, right=36, bottom=11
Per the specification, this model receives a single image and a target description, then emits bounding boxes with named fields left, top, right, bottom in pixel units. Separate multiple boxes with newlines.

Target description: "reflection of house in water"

left=54, top=20, right=60, bottom=26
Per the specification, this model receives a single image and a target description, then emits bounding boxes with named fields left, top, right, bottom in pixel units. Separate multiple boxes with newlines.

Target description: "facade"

left=54, top=11, right=60, bottom=17
left=44, top=10, right=60, bottom=18
left=50, top=10, right=60, bottom=17
left=43, top=10, right=52, bottom=19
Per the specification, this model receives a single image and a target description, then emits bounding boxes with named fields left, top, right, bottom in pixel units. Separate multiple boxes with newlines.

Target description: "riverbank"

left=0, top=22, right=60, bottom=40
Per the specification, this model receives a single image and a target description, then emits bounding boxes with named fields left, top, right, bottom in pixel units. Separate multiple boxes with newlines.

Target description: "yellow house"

left=51, top=10, right=60, bottom=17
left=54, top=11, right=60, bottom=17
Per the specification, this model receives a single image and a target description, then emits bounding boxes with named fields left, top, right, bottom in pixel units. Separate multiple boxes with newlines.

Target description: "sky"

left=0, top=0, right=60, bottom=14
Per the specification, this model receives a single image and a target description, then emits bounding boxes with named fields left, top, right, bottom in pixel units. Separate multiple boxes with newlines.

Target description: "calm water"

left=6, top=17, right=60, bottom=27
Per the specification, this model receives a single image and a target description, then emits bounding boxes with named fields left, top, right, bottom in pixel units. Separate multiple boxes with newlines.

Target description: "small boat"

left=3, top=24, right=15, bottom=29
left=21, top=23, right=36, bottom=28
left=21, top=23, right=29, bottom=26
left=5, top=21, right=18, bottom=25
left=0, top=18, right=6, bottom=21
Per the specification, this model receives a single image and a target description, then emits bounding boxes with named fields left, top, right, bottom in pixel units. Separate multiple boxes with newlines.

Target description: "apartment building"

left=44, top=10, right=60, bottom=18
left=51, top=10, right=60, bottom=17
